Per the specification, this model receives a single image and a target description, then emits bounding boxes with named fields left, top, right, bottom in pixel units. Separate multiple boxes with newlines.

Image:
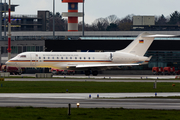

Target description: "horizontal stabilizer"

left=142, top=34, right=176, bottom=37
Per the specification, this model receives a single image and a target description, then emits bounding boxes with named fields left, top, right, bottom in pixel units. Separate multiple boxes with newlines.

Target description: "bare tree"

left=118, top=15, right=133, bottom=31
left=92, top=18, right=109, bottom=31
left=106, top=15, right=119, bottom=24
left=155, top=14, right=167, bottom=25
left=49, top=17, right=66, bottom=31
left=78, top=21, right=94, bottom=31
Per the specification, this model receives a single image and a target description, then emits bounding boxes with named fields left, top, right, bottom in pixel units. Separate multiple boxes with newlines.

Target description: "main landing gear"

left=85, top=70, right=98, bottom=76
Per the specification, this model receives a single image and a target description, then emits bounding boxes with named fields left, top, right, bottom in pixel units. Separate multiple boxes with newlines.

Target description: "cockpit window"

left=20, top=55, right=26, bottom=58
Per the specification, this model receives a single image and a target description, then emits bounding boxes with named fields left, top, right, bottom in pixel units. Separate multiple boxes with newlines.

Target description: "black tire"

left=92, top=71, right=98, bottom=76
left=85, top=70, right=91, bottom=76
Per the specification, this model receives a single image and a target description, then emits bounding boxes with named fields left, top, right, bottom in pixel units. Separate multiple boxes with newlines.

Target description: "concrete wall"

left=38, top=11, right=49, bottom=31
left=133, top=16, right=155, bottom=29
left=1, top=31, right=179, bottom=38
left=143, top=16, right=155, bottom=25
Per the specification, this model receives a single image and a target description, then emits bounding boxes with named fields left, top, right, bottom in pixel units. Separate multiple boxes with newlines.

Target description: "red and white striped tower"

left=62, top=0, right=83, bottom=31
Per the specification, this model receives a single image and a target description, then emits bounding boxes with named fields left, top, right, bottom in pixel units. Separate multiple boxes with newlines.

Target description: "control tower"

left=62, top=0, right=84, bottom=31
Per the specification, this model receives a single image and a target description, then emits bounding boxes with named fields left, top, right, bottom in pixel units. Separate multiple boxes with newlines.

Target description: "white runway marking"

left=0, top=93, right=180, bottom=99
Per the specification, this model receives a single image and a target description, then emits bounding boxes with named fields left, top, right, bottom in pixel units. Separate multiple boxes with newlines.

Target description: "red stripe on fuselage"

left=8, top=60, right=30, bottom=62
left=8, top=60, right=112, bottom=63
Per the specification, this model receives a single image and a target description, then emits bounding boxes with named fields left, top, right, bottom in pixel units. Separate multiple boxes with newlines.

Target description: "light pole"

left=7, top=0, right=11, bottom=60
left=4, top=0, right=6, bottom=41
left=0, top=0, right=2, bottom=40
left=53, top=0, right=55, bottom=40
left=82, top=0, right=84, bottom=36
left=0, top=0, right=2, bottom=66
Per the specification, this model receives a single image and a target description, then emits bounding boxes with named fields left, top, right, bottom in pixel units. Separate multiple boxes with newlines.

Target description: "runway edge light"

left=77, top=103, right=80, bottom=108
left=97, top=94, right=99, bottom=98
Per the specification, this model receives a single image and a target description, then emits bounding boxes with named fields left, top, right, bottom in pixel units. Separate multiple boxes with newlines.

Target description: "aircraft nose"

left=5, top=60, right=10, bottom=65
left=5, top=60, right=15, bottom=66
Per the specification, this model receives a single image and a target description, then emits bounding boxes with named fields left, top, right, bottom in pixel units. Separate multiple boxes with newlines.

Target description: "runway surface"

left=10, top=74, right=177, bottom=80
left=2, top=74, right=180, bottom=110
left=0, top=93, right=180, bottom=109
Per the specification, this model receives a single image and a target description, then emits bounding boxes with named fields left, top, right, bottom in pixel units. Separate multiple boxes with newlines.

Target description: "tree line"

left=49, top=11, right=180, bottom=31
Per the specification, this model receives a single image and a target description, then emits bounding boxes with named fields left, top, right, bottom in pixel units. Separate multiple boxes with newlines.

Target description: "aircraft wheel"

left=92, top=71, right=98, bottom=76
left=85, top=70, right=91, bottom=76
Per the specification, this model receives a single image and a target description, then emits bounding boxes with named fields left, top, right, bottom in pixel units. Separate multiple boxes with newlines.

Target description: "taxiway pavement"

left=0, top=93, right=180, bottom=109
left=2, top=74, right=180, bottom=109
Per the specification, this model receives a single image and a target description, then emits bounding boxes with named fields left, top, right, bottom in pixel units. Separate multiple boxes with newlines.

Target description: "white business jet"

left=5, top=32, right=175, bottom=76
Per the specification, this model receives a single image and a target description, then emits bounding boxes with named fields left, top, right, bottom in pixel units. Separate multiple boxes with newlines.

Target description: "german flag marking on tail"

left=139, top=40, right=144, bottom=43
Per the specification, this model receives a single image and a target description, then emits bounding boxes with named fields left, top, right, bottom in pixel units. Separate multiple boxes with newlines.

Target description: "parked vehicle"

left=163, top=67, right=175, bottom=75
left=1, top=65, right=24, bottom=75
left=175, top=70, right=180, bottom=75
left=51, top=68, right=75, bottom=75
left=61, top=70, right=75, bottom=75
left=51, top=68, right=62, bottom=75
left=152, top=67, right=163, bottom=75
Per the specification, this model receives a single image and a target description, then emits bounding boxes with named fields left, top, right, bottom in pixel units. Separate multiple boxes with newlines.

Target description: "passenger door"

left=110, top=53, right=113, bottom=61
left=30, top=53, right=37, bottom=67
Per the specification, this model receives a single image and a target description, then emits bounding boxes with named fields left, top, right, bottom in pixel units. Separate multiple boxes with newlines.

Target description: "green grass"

left=0, top=107, right=179, bottom=120
left=2, top=76, right=34, bottom=78
left=0, top=81, right=179, bottom=93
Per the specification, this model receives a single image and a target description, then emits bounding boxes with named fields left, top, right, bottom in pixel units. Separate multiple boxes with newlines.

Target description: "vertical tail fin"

left=117, top=32, right=175, bottom=56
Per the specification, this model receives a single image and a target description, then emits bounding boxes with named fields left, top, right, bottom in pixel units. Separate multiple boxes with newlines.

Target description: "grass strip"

left=0, top=81, right=179, bottom=93
left=0, top=107, right=179, bottom=120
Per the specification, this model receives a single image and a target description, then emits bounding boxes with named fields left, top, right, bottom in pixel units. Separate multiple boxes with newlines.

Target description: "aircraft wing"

left=75, top=64, right=139, bottom=68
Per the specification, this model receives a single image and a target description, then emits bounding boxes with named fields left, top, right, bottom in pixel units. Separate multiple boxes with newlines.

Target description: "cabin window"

left=84, top=57, right=86, bottom=59
left=66, top=57, right=68, bottom=59
left=61, top=57, right=63, bottom=59
left=70, top=57, right=72, bottom=59
left=89, top=57, right=91, bottom=59
left=20, top=55, right=26, bottom=58
left=57, top=57, right=59, bottom=59
left=52, top=57, right=54, bottom=59
left=48, top=57, right=50, bottom=59
left=93, top=57, right=95, bottom=59
left=39, top=57, right=41, bottom=59
left=43, top=57, right=45, bottom=59
left=80, top=57, right=81, bottom=59
left=75, top=57, right=77, bottom=59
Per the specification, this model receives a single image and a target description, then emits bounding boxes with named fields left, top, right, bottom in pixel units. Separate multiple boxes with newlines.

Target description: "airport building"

left=0, top=3, right=180, bottom=72
left=0, top=3, right=50, bottom=31
left=9, top=11, right=50, bottom=31
left=0, top=31, right=180, bottom=71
